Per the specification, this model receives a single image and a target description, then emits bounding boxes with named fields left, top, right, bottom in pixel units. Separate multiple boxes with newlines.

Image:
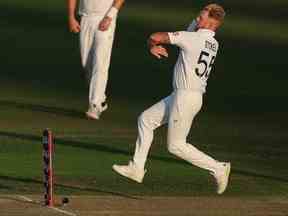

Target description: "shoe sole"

left=112, top=165, right=143, bottom=183
left=86, top=112, right=99, bottom=120
left=218, top=163, right=231, bottom=194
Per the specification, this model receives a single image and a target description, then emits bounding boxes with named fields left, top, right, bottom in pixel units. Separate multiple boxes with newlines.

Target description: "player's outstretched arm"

left=67, top=0, right=81, bottom=33
left=148, top=32, right=170, bottom=59
left=99, top=0, right=125, bottom=31
left=187, top=19, right=198, bottom=32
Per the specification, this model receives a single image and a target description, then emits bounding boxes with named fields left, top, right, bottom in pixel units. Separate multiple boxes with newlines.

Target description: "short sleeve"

left=168, top=31, right=196, bottom=49
left=168, top=31, right=187, bottom=48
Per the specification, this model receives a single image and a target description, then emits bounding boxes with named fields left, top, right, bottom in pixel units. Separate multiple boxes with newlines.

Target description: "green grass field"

left=0, top=0, right=288, bottom=214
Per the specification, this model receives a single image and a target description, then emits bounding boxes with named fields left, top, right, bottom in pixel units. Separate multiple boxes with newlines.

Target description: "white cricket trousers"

left=133, top=90, right=221, bottom=173
left=80, top=15, right=116, bottom=106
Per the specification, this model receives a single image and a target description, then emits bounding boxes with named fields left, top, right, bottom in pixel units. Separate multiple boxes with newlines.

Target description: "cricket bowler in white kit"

left=67, top=0, right=125, bottom=119
left=113, top=4, right=231, bottom=194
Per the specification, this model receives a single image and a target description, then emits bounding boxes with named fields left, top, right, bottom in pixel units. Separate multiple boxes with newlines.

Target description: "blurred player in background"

left=113, top=4, right=231, bottom=194
left=67, top=0, right=125, bottom=119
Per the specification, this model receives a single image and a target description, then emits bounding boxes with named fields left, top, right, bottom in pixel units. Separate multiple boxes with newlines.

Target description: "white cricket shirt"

left=79, top=0, right=114, bottom=16
left=168, top=29, right=219, bottom=93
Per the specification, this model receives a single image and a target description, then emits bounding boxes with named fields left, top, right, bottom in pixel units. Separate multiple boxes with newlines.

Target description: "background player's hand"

left=98, top=16, right=112, bottom=31
left=150, top=45, right=169, bottom=59
left=68, top=17, right=81, bottom=33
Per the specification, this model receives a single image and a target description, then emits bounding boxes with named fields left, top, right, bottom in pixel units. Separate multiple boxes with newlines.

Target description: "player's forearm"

left=67, top=0, right=77, bottom=19
left=148, top=32, right=171, bottom=48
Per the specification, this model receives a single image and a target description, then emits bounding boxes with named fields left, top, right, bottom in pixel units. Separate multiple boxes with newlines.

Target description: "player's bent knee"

left=138, top=112, right=160, bottom=131
left=138, top=112, right=149, bottom=126
left=167, top=140, right=185, bottom=156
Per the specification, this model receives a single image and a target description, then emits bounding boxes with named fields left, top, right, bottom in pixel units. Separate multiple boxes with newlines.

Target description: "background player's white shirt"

left=79, top=0, right=114, bottom=16
left=168, top=29, right=219, bottom=93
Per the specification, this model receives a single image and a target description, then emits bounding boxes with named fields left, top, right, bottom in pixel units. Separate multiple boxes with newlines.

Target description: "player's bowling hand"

left=150, top=45, right=169, bottom=59
left=99, top=17, right=112, bottom=31
left=68, top=17, right=81, bottom=33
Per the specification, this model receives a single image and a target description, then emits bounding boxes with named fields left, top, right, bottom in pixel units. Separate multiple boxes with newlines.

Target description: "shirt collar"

left=197, top=29, right=215, bottom=37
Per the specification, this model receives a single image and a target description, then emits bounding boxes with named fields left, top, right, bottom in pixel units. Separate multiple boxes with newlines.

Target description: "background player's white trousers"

left=133, top=90, right=221, bottom=173
left=80, top=15, right=116, bottom=107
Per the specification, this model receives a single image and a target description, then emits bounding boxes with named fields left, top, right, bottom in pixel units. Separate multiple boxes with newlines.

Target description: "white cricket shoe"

left=86, top=103, right=108, bottom=120
left=213, top=162, right=231, bottom=194
left=112, top=161, right=146, bottom=183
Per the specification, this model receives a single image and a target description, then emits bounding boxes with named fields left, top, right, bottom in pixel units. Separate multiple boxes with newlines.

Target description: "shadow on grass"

left=0, top=131, right=183, bottom=164
left=0, top=175, right=139, bottom=199
left=0, top=183, right=12, bottom=190
left=1, top=131, right=288, bottom=184
left=232, top=169, right=288, bottom=183
left=0, top=100, right=85, bottom=119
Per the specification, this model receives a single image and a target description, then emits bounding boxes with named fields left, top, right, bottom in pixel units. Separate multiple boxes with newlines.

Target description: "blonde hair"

left=205, top=4, right=226, bottom=23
